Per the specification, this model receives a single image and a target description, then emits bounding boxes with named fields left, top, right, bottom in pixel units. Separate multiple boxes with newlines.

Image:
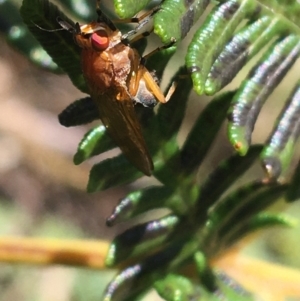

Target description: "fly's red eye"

left=91, top=30, right=109, bottom=51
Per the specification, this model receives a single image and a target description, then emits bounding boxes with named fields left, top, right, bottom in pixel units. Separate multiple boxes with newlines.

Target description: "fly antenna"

left=56, top=17, right=80, bottom=34
left=31, top=21, right=65, bottom=32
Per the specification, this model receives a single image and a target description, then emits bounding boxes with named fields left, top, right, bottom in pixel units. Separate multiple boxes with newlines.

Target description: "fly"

left=59, top=0, right=176, bottom=176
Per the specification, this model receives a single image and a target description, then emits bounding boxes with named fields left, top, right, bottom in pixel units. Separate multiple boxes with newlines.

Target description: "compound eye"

left=91, top=30, right=109, bottom=51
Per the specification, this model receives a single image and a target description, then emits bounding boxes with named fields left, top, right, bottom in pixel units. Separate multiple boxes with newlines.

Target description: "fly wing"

left=91, top=91, right=153, bottom=176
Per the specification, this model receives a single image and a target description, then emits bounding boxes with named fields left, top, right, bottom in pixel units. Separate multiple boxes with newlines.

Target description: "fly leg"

left=114, top=6, right=160, bottom=25
left=119, top=7, right=160, bottom=41
left=137, top=39, right=177, bottom=104
left=139, top=67, right=177, bottom=104
left=125, top=31, right=152, bottom=45
left=125, top=47, right=158, bottom=108
left=128, top=50, right=177, bottom=107
left=141, top=38, right=176, bottom=62
left=115, top=6, right=177, bottom=106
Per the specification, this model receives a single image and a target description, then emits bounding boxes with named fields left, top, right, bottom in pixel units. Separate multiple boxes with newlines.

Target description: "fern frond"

left=15, top=0, right=300, bottom=300
left=72, top=125, right=114, bottom=165
left=154, top=0, right=210, bottom=44
left=261, top=81, right=300, bottom=179
left=58, top=97, right=98, bottom=127
left=228, top=35, right=300, bottom=155
left=186, top=0, right=259, bottom=95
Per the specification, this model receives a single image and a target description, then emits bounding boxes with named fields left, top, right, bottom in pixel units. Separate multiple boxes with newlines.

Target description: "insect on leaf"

left=65, top=3, right=177, bottom=176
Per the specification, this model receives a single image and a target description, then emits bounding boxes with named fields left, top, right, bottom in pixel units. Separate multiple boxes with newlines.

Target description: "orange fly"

left=59, top=1, right=175, bottom=176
